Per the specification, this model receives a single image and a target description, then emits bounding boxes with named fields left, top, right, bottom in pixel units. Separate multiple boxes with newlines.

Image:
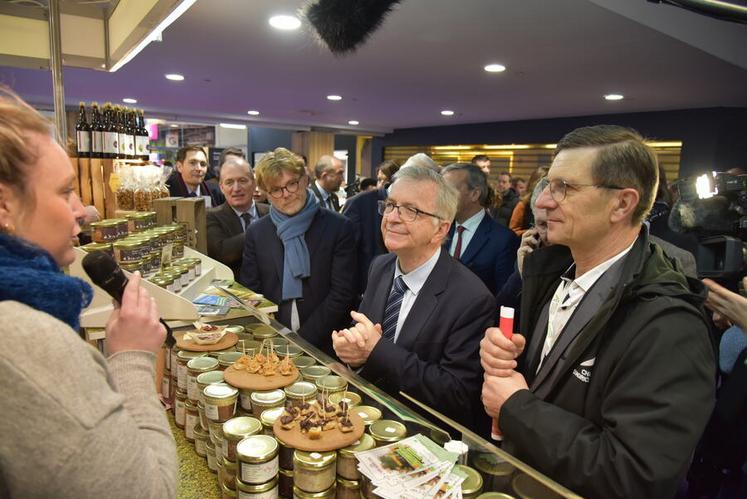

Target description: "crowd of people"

left=1, top=86, right=744, bottom=499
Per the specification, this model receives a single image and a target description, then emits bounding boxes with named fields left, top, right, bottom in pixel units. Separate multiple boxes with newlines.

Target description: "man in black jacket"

left=480, top=125, right=715, bottom=499
left=166, top=145, right=224, bottom=207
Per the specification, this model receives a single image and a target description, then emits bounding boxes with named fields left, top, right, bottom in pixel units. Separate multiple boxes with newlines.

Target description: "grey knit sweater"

left=0, top=301, right=177, bottom=499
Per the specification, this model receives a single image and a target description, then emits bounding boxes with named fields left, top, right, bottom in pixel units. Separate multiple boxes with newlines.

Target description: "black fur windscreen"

left=303, top=0, right=404, bottom=54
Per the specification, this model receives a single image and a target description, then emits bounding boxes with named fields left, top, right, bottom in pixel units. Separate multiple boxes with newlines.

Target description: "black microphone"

left=82, top=250, right=175, bottom=347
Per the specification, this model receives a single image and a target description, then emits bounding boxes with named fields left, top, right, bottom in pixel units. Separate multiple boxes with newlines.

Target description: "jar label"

left=208, top=451, right=217, bottom=471
left=186, top=413, right=198, bottom=439
left=161, top=376, right=170, bottom=399
left=77, top=131, right=90, bottom=154
left=177, top=363, right=187, bottom=389
left=240, top=456, right=278, bottom=484
left=187, top=375, right=198, bottom=400
left=238, top=484, right=278, bottom=499
left=175, top=400, right=186, bottom=425
left=195, top=438, right=207, bottom=456
left=240, top=393, right=253, bottom=411
left=205, top=403, right=220, bottom=421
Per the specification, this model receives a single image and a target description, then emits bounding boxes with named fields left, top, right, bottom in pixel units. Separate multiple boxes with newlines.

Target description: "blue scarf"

left=0, top=233, right=92, bottom=331
left=269, top=189, right=320, bottom=301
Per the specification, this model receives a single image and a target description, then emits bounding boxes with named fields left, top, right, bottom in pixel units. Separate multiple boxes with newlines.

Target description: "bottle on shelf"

left=116, top=106, right=128, bottom=160
left=90, top=102, right=103, bottom=159
left=75, top=102, right=91, bottom=159
left=126, top=109, right=136, bottom=160
left=136, top=109, right=150, bottom=161
left=103, top=103, right=117, bottom=160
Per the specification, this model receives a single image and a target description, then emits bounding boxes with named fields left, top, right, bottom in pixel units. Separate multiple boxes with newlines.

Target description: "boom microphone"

left=82, top=250, right=175, bottom=347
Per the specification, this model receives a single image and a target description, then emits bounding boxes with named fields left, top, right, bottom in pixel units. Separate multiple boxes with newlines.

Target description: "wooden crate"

left=77, top=157, right=93, bottom=206
left=152, top=197, right=207, bottom=254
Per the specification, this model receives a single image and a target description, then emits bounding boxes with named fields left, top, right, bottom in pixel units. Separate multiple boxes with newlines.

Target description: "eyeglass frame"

left=378, top=200, right=442, bottom=222
left=544, top=178, right=625, bottom=203
left=266, top=175, right=307, bottom=199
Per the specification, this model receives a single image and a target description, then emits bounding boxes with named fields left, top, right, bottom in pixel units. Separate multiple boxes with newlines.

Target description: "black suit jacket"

left=342, top=188, right=388, bottom=295
left=166, top=171, right=225, bottom=207
left=443, top=213, right=520, bottom=295
left=358, top=250, right=496, bottom=431
left=310, top=182, right=340, bottom=212
left=206, top=202, right=269, bottom=278
left=239, top=209, right=358, bottom=354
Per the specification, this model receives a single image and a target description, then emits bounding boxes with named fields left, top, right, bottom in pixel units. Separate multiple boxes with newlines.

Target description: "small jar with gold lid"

left=352, top=406, right=382, bottom=426
left=204, top=383, right=239, bottom=422
left=292, top=356, right=315, bottom=370
left=293, top=450, right=337, bottom=493
left=90, top=220, right=119, bottom=243
left=185, top=400, right=199, bottom=441
left=315, top=375, right=347, bottom=394
left=260, top=406, right=285, bottom=435
left=187, top=356, right=219, bottom=402
left=196, top=370, right=225, bottom=404
left=206, top=440, right=218, bottom=473
left=328, top=391, right=361, bottom=408
left=223, top=416, right=262, bottom=461
left=250, top=324, right=277, bottom=341
left=284, top=381, right=318, bottom=409
left=292, top=484, right=336, bottom=499
left=473, top=453, right=516, bottom=493
left=174, top=388, right=187, bottom=428
left=300, top=365, right=330, bottom=384
left=236, top=435, right=279, bottom=485
left=81, top=241, right=113, bottom=258
left=235, top=475, right=278, bottom=498
left=337, top=434, right=375, bottom=480
left=219, top=456, right=237, bottom=491
left=455, top=464, right=484, bottom=498
left=194, top=424, right=209, bottom=457
left=176, top=350, right=205, bottom=391
left=250, top=389, right=286, bottom=418
left=278, top=468, right=293, bottom=498
left=369, top=420, right=407, bottom=447
left=336, top=477, right=360, bottom=499
left=113, top=239, right=145, bottom=263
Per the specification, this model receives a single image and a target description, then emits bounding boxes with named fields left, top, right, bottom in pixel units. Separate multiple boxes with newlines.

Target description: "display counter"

left=167, top=310, right=582, bottom=499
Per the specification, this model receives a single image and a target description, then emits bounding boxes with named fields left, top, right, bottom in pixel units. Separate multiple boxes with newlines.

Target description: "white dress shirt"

left=231, top=203, right=258, bottom=232
left=539, top=238, right=637, bottom=371
left=391, top=247, right=441, bottom=343
left=448, top=209, right=486, bottom=257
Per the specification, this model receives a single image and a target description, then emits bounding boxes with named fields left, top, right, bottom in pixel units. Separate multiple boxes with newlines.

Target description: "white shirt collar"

left=394, top=247, right=441, bottom=297
left=456, top=208, right=485, bottom=233
left=315, top=180, right=330, bottom=200
left=230, top=203, right=257, bottom=219
left=562, top=237, right=638, bottom=293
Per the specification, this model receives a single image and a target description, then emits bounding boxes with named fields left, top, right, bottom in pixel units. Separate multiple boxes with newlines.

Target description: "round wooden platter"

left=223, top=364, right=299, bottom=391
left=273, top=411, right=365, bottom=452
left=174, top=331, right=239, bottom=352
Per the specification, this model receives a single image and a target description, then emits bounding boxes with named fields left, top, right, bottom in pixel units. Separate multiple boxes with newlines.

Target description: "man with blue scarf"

left=239, top=148, right=357, bottom=354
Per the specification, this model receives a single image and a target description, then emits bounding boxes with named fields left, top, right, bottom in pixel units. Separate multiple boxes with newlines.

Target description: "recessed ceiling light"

left=122, top=98, right=137, bottom=104
left=269, top=15, right=301, bottom=30
left=441, top=110, right=455, bottom=116
left=604, top=93, right=624, bottom=101
left=327, top=95, right=342, bottom=101
left=170, top=124, right=179, bottom=128
left=165, top=73, right=184, bottom=81
left=484, top=63, right=506, bottom=73
left=348, top=120, right=359, bottom=126
left=220, top=123, right=247, bottom=130
left=247, top=110, right=260, bottom=116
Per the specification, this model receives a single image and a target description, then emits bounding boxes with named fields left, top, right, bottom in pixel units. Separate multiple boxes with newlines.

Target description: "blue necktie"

left=240, top=212, right=252, bottom=231
left=381, top=276, right=408, bottom=342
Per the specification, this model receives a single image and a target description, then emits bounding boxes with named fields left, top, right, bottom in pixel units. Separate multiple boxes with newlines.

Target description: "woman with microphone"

left=0, top=88, right=176, bottom=498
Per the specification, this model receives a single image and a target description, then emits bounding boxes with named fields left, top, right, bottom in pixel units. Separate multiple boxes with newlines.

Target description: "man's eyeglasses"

left=378, top=200, right=442, bottom=222
left=267, top=177, right=304, bottom=199
left=545, top=178, right=624, bottom=203
left=222, top=177, right=252, bottom=188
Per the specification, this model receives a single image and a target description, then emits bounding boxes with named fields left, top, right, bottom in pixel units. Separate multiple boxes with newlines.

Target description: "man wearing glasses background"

left=239, top=147, right=357, bottom=355
left=206, top=158, right=269, bottom=277
left=167, top=145, right=224, bottom=207
left=480, top=125, right=715, bottom=498
left=332, top=165, right=495, bottom=433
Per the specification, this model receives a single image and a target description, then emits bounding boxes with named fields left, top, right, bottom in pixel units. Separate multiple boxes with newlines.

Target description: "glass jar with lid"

left=90, top=220, right=119, bottom=243
left=187, top=356, right=219, bottom=402
left=283, top=381, right=318, bottom=409
left=204, top=383, right=239, bottom=423
left=369, top=420, right=407, bottom=447
left=249, top=389, right=286, bottom=418
left=222, top=416, right=262, bottom=461
left=293, top=450, right=337, bottom=493
left=235, top=476, right=278, bottom=499
left=337, top=434, right=375, bottom=480
left=236, top=435, right=279, bottom=485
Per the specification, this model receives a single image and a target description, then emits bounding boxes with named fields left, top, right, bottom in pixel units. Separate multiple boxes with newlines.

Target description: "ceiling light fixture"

left=247, top=110, right=260, bottom=116
left=441, top=110, right=455, bottom=116
left=220, top=123, right=247, bottom=130
left=604, top=93, right=624, bottom=101
left=327, top=95, right=342, bottom=101
left=165, top=73, right=185, bottom=81
left=348, top=120, right=359, bottom=126
left=269, top=15, right=301, bottom=30
left=484, top=63, right=506, bottom=73
left=122, top=98, right=138, bottom=104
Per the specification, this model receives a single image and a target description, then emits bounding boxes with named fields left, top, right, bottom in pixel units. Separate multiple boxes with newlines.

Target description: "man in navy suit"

left=166, top=145, right=224, bottom=207
left=442, top=163, right=519, bottom=295
left=332, top=165, right=495, bottom=432
left=239, top=148, right=357, bottom=354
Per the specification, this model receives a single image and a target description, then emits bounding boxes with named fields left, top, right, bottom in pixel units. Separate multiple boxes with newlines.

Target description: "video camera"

left=670, top=172, right=747, bottom=278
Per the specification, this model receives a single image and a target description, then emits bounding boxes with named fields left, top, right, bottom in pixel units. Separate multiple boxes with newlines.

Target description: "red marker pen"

left=492, top=306, right=514, bottom=440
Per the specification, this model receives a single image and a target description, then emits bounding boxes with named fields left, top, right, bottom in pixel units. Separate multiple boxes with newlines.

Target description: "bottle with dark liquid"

left=75, top=102, right=91, bottom=158
left=90, top=102, right=103, bottom=159
left=125, top=109, right=136, bottom=160
left=116, top=106, right=127, bottom=159
left=136, top=109, right=149, bottom=161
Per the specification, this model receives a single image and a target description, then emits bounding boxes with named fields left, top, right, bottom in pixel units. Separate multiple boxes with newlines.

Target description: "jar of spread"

left=236, top=476, right=278, bottom=499
left=336, top=478, right=360, bottom=499
left=236, top=435, right=279, bottom=485
left=176, top=350, right=205, bottom=391
left=260, top=407, right=284, bottom=435
left=250, top=390, right=286, bottom=418
left=185, top=400, right=199, bottom=442
left=81, top=241, right=113, bottom=258
left=455, top=464, right=484, bottom=499
left=161, top=370, right=171, bottom=402
left=292, top=356, right=315, bottom=370
left=251, top=324, right=277, bottom=341
left=222, top=482, right=238, bottom=499
left=174, top=388, right=187, bottom=428
left=236, top=339, right=262, bottom=356
left=274, top=344, right=303, bottom=359
left=206, top=440, right=218, bottom=473
left=369, top=420, right=407, bottom=447
left=204, top=383, right=239, bottom=422
left=293, top=450, right=337, bottom=493
left=220, top=456, right=238, bottom=491
left=113, top=239, right=143, bottom=263
left=187, top=356, right=219, bottom=402
left=219, top=351, right=244, bottom=370
left=328, top=391, right=361, bottom=408
left=278, top=469, right=293, bottom=498
left=276, top=436, right=294, bottom=471
left=239, top=389, right=254, bottom=412
left=300, top=366, right=330, bottom=384
left=120, top=259, right=144, bottom=274
left=90, top=220, right=119, bottom=243
left=194, top=424, right=209, bottom=457
left=223, top=416, right=262, bottom=461
left=197, top=370, right=225, bottom=404
left=352, top=406, right=382, bottom=426
left=315, top=375, right=347, bottom=395
left=337, top=434, right=375, bottom=480
left=209, top=421, right=226, bottom=459
left=292, top=484, right=336, bottom=499
left=283, top=381, right=318, bottom=409
left=197, top=400, right=209, bottom=430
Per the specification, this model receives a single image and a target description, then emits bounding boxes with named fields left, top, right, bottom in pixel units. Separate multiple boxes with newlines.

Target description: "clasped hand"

left=332, top=311, right=382, bottom=368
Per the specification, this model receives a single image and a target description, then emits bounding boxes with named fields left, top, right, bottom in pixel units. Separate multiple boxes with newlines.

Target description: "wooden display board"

left=153, top=197, right=207, bottom=254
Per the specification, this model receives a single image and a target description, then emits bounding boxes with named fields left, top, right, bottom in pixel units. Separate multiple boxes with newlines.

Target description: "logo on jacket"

left=572, top=357, right=595, bottom=383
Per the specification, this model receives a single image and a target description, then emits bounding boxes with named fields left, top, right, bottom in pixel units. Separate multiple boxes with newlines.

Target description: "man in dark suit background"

left=166, top=145, right=224, bottom=207
left=240, top=148, right=357, bottom=354
left=442, top=163, right=520, bottom=295
left=332, top=165, right=495, bottom=432
left=206, top=158, right=269, bottom=278
left=309, top=155, right=344, bottom=211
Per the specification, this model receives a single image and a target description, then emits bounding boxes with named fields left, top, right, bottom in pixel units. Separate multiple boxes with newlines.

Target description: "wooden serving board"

left=174, top=331, right=238, bottom=352
left=273, top=412, right=365, bottom=452
left=223, top=364, right=299, bottom=390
